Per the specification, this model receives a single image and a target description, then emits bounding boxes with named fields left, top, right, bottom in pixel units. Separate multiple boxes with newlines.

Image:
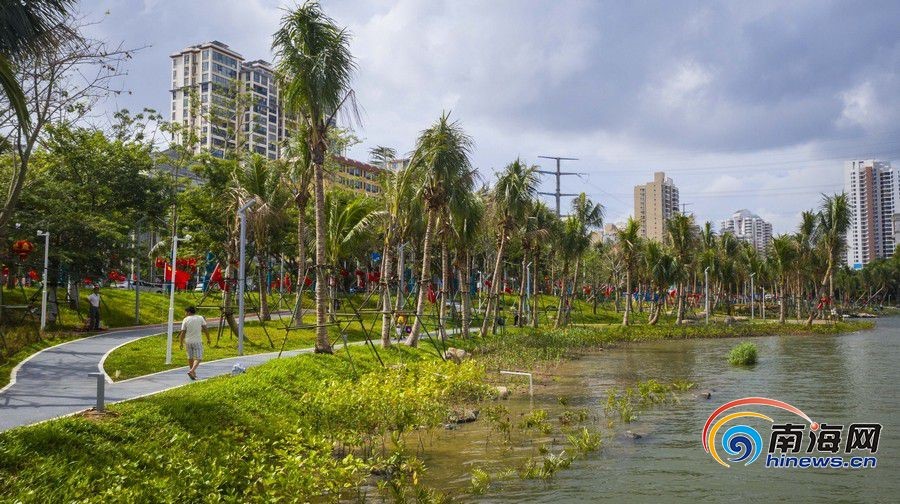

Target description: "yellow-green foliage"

left=0, top=345, right=491, bottom=502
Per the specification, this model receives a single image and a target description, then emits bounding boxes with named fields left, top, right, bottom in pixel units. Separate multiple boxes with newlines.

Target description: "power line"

left=536, top=155, right=584, bottom=216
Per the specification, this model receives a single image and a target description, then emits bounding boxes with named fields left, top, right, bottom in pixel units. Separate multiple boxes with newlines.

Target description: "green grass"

left=103, top=317, right=387, bottom=381
left=728, top=342, right=758, bottom=366
left=0, top=327, right=88, bottom=388
left=0, top=343, right=492, bottom=502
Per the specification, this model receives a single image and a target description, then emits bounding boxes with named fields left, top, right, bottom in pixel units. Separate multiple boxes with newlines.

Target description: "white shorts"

left=186, top=342, right=204, bottom=360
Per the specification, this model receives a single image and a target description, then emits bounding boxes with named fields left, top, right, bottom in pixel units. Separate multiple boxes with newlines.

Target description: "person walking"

left=178, top=306, right=210, bottom=380
left=87, top=286, right=101, bottom=330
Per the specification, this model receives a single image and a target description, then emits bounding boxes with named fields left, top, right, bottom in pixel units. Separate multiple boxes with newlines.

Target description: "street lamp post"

left=750, top=272, right=756, bottom=320
left=237, top=198, right=257, bottom=356
left=165, top=233, right=191, bottom=364
left=36, top=230, right=50, bottom=332
left=704, top=266, right=710, bottom=325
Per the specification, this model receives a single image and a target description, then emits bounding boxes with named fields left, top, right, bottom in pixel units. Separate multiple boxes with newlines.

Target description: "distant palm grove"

left=1, top=0, right=898, bottom=356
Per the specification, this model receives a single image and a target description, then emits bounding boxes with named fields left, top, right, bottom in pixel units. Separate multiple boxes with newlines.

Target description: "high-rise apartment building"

left=169, top=41, right=288, bottom=159
left=845, top=160, right=898, bottom=269
left=720, top=209, right=773, bottom=256
left=634, top=172, right=680, bottom=242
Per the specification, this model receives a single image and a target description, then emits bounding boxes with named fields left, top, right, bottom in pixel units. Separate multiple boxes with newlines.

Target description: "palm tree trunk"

left=380, top=241, right=393, bottom=347
left=481, top=231, right=507, bottom=337
left=676, top=282, right=685, bottom=324
left=439, top=237, right=450, bottom=340
left=257, top=255, right=270, bottom=321
left=554, top=262, right=570, bottom=329
left=532, top=253, right=540, bottom=328
left=292, top=204, right=307, bottom=325
left=778, top=281, right=786, bottom=324
left=568, top=259, right=581, bottom=325
left=622, top=269, right=631, bottom=326
left=459, top=255, right=471, bottom=337
left=407, top=211, right=436, bottom=346
left=312, top=150, right=331, bottom=353
left=517, top=255, right=527, bottom=327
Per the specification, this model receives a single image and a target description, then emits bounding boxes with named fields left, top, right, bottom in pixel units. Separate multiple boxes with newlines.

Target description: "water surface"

left=419, top=319, right=899, bottom=503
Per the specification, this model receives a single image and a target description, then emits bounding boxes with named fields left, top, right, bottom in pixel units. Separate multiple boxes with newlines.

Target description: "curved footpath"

left=0, top=317, right=368, bottom=432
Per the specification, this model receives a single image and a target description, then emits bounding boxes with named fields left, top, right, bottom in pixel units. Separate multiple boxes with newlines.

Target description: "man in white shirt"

left=87, top=286, right=101, bottom=330
left=178, top=306, right=210, bottom=380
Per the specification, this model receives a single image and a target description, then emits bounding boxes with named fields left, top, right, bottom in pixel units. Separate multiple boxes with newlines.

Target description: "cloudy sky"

left=80, top=0, right=900, bottom=233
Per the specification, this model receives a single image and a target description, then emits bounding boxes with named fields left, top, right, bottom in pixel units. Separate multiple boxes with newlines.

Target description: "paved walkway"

left=0, top=319, right=356, bottom=432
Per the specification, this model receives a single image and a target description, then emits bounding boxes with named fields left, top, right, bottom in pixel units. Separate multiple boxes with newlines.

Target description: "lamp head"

left=183, top=234, right=192, bottom=242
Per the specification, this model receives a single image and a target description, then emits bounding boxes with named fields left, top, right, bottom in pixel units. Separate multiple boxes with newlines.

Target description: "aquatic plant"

left=469, top=468, right=492, bottom=495
left=567, top=427, right=602, bottom=454
left=519, top=451, right=574, bottom=480
left=519, top=409, right=552, bottom=434
left=559, top=407, right=590, bottom=425
left=728, top=342, right=758, bottom=366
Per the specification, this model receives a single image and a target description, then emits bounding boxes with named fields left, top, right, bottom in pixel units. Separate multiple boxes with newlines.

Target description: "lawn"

left=0, top=341, right=491, bottom=502
left=103, top=315, right=398, bottom=381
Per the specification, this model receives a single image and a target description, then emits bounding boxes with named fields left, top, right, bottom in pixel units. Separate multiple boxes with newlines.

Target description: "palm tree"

left=480, top=159, right=538, bottom=337
left=274, top=1, right=357, bottom=353
left=615, top=218, right=641, bottom=326
left=809, top=193, right=851, bottom=324
left=528, top=202, right=559, bottom=328
left=769, top=234, right=798, bottom=323
left=553, top=193, right=603, bottom=328
left=282, top=129, right=313, bottom=325
left=643, top=241, right=678, bottom=325
left=368, top=146, right=397, bottom=168
left=449, top=191, right=484, bottom=337
left=375, top=163, right=420, bottom=346
left=405, top=113, right=474, bottom=347
left=666, top=213, right=696, bottom=324
left=237, top=154, right=290, bottom=320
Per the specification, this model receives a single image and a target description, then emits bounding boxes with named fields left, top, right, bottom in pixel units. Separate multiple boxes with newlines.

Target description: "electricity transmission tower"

left=536, top=156, right=584, bottom=217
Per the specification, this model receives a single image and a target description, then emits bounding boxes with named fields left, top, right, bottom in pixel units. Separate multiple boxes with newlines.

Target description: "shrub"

left=728, top=342, right=758, bottom=366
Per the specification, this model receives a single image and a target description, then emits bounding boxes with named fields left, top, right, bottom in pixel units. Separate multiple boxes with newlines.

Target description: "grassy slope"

left=0, top=343, right=490, bottom=502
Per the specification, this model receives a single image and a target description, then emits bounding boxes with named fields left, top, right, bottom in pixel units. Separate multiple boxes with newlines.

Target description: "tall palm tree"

left=405, top=113, right=474, bottom=347
left=553, top=193, right=603, bottom=327
left=274, top=1, right=357, bottom=353
left=528, top=202, right=559, bottom=328
left=809, top=193, right=851, bottom=324
left=480, top=159, right=538, bottom=337
left=616, top=218, right=641, bottom=326
left=449, top=191, right=484, bottom=337
left=666, top=212, right=696, bottom=324
left=769, top=234, right=798, bottom=323
left=375, top=163, right=420, bottom=346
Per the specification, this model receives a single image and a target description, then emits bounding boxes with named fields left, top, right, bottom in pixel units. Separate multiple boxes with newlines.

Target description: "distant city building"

left=331, top=156, right=383, bottom=195
left=845, top=159, right=898, bottom=269
left=384, top=158, right=411, bottom=171
left=634, top=172, right=680, bottom=242
left=720, top=209, right=773, bottom=255
left=169, top=41, right=290, bottom=159
left=590, top=223, right=620, bottom=245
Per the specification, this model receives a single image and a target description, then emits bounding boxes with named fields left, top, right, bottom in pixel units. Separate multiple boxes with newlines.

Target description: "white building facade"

left=720, top=209, right=773, bottom=255
left=170, top=41, right=289, bottom=159
left=845, top=160, right=898, bottom=269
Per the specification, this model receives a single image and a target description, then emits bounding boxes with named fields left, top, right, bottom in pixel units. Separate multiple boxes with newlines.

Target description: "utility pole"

left=537, top=156, right=583, bottom=217
left=680, top=202, right=694, bottom=214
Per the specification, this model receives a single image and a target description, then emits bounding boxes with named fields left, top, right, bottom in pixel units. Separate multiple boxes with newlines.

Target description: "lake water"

left=417, top=318, right=899, bottom=503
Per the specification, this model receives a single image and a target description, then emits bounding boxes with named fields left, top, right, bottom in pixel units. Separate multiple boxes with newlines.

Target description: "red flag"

left=210, top=263, right=225, bottom=289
